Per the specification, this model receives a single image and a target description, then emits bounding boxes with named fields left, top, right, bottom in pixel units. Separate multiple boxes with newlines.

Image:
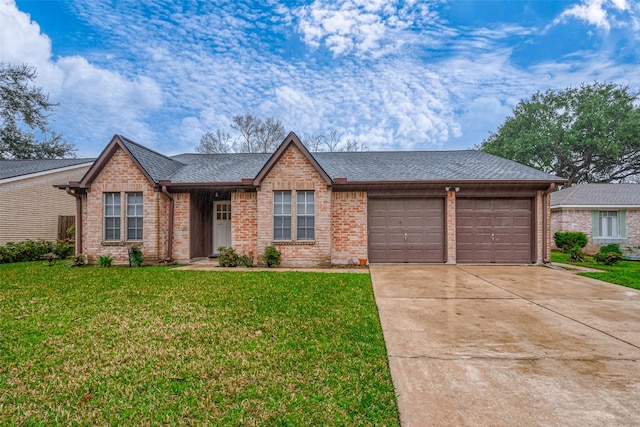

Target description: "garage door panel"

left=368, top=198, right=444, bottom=263
left=457, top=198, right=532, bottom=263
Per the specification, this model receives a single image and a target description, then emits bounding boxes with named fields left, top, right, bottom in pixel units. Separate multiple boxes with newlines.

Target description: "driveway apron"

left=370, top=264, right=640, bottom=427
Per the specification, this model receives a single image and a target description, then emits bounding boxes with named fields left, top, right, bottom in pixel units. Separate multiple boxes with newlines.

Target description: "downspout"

left=66, top=189, right=83, bottom=255
left=542, top=183, right=556, bottom=264
left=161, top=185, right=174, bottom=262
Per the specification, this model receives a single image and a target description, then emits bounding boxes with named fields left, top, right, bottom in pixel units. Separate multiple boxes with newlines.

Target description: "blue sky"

left=1, top=0, right=639, bottom=157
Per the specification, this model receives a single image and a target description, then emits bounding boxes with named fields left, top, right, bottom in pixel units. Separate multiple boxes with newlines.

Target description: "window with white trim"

left=296, top=191, right=315, bottom=240
left=599, top=211, right=618, bottom=238
left=126, top=192, right=143, bottom=240
left=104, top=193, right=121, bottom=241
left=273, top=191, right=291, bottom=240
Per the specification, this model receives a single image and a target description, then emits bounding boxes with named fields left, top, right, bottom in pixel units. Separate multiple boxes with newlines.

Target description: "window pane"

left=296, top=191, right=314, bottom=240
left=126, top=192, right=143, bottom=240
left=104, top=193, right=121, bottom=240
left=273, top=191, right=292, bottom=240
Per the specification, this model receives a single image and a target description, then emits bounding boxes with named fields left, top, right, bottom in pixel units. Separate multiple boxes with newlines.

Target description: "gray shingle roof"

left=551, top=183, right=640, bottom=207
left=164, top=150, right=562, bottom=183
left=119, top=136, right=184, bottom=182
left=0, top=158, right=95, bottom=180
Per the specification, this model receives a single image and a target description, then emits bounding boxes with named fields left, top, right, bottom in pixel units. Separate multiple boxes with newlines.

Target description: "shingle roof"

left=0, top=158, right=95, bottom=180
left=165, top=150, right=561, bottom=183
left=551, top=183, right=640, bottom=207
left=119, top=136, right=184, bottom=182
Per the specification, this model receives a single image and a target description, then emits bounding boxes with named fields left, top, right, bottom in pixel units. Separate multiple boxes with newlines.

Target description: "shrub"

left=0, top=240, right=55, bottom=264
left=129, top=245, right=144, bottom=267
left=41, top=252, right=59, bottom=266
left=98, top=255, right=114, bottom=267
left=554, top=231, right=588, bottom=262
left=262, top=245, right=281, bottom=267
left=593, top=243, right=623, bottom=265
left=218, top=246, right=239, bottom=267
left=54, top=240, right=75, bottom=259
left=238, top=254, right=254, bottom=267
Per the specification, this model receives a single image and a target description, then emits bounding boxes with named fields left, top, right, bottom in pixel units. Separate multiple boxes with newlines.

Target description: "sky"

left=1, top=0, right=639, bottom=157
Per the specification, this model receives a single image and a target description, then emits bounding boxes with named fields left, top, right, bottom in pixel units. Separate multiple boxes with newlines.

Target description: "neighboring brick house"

left=551, top=184, right=640, bottom=259
left=0, top=158, right=94, bottom=245
left=57, top=133, right=565, bottom=266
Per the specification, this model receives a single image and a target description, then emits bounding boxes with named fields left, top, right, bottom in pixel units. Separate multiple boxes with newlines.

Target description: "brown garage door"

left=457, top=198, right=533, bottom=263
left=369, top=198, right=445, bottom=263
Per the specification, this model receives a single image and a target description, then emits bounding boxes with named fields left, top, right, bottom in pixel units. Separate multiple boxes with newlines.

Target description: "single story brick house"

left=57, top=132, right=565, bottom=266
left=551, top=183, right=640, bottom=259
left=0, top=158, right=94, bottom=244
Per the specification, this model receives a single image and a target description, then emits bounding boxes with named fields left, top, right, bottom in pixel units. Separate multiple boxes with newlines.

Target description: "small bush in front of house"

left=262, top=245, right=281, bottom=268
left=129, top=245, right=144, bottom=267
left=54, top=240, right=75, bottom=259
left=554, top=231, right=588, bottom=262
left=238, top=254, right=254, bottom=267
left=593, top=243, right=623, bottom=265
left=98, top=255, right=114, bottom=267
left=41, top=252, right=59, bottom=266
left=217, top=246, right=239, bottom=267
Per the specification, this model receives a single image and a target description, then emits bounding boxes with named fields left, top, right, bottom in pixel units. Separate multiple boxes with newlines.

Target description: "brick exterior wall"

left=0, top=167, right=89, bottom=245
left=446, top=190, right=456, bottom=263
left=172, top=193, right=190, bottom=263
left=83, top=149, right=167, bottom=264
left=231, top=191, right=258, bottom=261
left=331, top=191, right=368, bottom=264
left=255, top=144, right=332, bottom=267
left=552, top=208, right=640, bottom=257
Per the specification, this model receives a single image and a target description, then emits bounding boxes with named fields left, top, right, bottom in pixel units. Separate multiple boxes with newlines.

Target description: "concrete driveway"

left=370, top=265, right=640, bottom=427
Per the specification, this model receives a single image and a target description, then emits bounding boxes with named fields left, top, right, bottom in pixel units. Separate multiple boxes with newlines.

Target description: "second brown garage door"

left=457, top=198, right=533, bottom=263
left=369, top=198, right=445, bottom=263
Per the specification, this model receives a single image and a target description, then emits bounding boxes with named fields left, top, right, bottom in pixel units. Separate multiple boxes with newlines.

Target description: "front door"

left=213, top=201, right=231, bottom=255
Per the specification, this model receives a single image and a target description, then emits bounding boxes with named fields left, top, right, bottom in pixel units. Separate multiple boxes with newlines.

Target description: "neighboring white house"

left=551, top=183, right=640, bottom=259
left=0, top=159, right=94, bottom=244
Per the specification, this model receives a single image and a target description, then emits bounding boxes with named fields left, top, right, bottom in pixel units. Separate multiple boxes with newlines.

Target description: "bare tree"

left=255, top=117, right=285, bottom=153
left=231, top=114, right=261, bottom=153
left=301, top=129, right=367, bottom=152
left=343, top=139, right=368, bottom=152
left=197, top=129, right=234, bottom=154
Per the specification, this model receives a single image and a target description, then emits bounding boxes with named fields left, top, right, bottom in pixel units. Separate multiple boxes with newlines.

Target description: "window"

left=599, top=211, right=618, bottom=238
left=104, top=193, right=121, bottom=241
left=297, top=191, right=315, bottom=240
left=127, top=192, right=143, bottom=240
left=273, top=191, right=291, bottom=240
left=593, top=210, right=627, bottom=240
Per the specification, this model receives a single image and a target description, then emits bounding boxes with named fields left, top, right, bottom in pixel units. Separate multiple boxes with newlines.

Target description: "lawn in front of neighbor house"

left=0, top=262, right=398, bottom=426
left=551, top=250, right=640, bottom=290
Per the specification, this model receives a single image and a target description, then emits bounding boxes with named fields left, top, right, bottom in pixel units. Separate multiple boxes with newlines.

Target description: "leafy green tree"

left=479, top=82, right=640, bottom=186
left=0, top=63, right=75, bottom=159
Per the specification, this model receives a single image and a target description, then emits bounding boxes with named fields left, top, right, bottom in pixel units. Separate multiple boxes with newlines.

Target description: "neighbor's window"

left=599, top=211, right=618, bottom=238
left=273, top=191, right=291, bottom=240
left=104, top=192, right=121, bottom=241
left=296, top=191, right=315, bottom=240
left=126, top=192, right=143, bottom=240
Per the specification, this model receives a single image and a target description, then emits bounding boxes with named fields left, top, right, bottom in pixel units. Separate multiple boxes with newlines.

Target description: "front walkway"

left=370, top=264, right=640, bottom=426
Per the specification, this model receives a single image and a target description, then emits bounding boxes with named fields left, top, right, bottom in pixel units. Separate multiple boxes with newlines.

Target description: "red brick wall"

left=331, top=191, right=367, bottom=264
left=446, top=190, right=456, bottom=263
left=232, top=191, right=258, bottom=261
left=172, top=193, right=190, bottom=262
left=84, top=149, right=166, bottom=264
left=256, top=144, right=331, bottom=266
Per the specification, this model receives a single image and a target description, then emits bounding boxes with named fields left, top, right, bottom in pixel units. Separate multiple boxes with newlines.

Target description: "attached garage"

left=368, top=198, right=445, bottom=263
left=456, top=198, right=533, bottom=263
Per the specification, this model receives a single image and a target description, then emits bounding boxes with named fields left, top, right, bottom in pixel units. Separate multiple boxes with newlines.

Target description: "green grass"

left=0, top=262, right=398, bottom=426
left=551, top=250, right=640, bottom=290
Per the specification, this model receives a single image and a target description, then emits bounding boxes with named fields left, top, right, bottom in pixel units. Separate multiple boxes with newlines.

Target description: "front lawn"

left=551, top=250, right=640, bottom=290
left=0, top=262, right=398, bottom=425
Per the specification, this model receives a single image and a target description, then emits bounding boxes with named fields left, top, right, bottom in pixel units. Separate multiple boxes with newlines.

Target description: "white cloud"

left=556, top=0, right=636, bottom=31
left=293, top=0, right=438, bottom=57
left=0, top=0, right=163, bottom=153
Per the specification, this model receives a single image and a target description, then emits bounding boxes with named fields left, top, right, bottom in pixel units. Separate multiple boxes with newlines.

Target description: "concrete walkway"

left=370, top=264, right=640, bottom=427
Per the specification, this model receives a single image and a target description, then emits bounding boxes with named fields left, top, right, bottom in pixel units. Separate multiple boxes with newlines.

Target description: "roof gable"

left=79, top=135, right=184, bottom=187
left=253, top=132, right=332, bottom=186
